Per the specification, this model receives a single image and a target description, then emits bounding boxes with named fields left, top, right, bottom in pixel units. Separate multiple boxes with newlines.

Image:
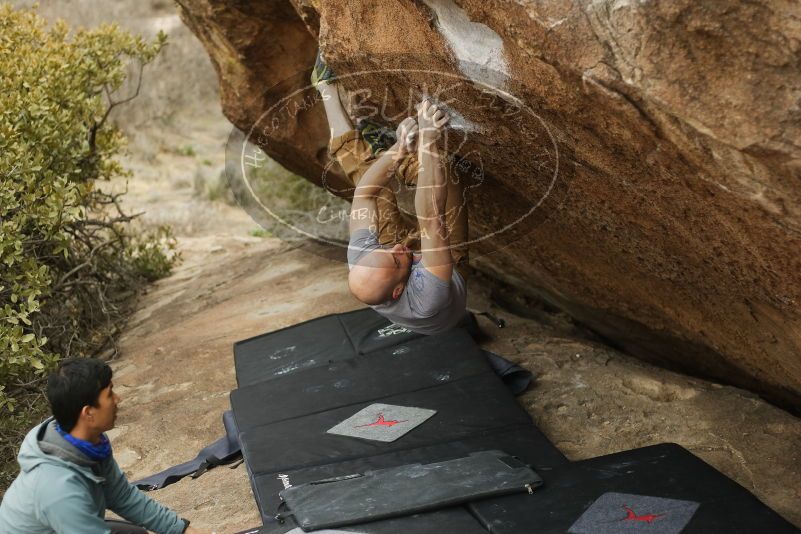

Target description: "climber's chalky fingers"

left=417, top=100, right=450, bottom=140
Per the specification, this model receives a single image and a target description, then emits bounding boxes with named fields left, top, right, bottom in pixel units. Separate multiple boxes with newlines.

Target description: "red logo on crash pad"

left=356, top=413, right=407, bottom=428
left=622, top=504, right=665, bottom=524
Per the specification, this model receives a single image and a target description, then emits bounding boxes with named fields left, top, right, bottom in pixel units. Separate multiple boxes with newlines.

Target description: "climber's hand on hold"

left=417, top=99, right=449, bottom=145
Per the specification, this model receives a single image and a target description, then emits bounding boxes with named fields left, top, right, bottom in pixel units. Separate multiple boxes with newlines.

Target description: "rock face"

left=175, top=0, right=801, bottom=411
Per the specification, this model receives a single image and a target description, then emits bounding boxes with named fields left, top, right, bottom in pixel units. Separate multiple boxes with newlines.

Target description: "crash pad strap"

left=133, top=410, right=241, bottom=491
left=482, top=349, right=532, bottom=395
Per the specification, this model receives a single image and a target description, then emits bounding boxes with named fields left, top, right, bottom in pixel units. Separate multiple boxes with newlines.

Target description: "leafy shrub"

left=0, top=4, right=178, bottom=488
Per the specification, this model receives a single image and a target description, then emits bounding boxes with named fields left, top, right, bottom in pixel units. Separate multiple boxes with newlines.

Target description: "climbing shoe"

left=311, top=50, right=335, bottom=88
left=358, top=119, right=397, bottom=155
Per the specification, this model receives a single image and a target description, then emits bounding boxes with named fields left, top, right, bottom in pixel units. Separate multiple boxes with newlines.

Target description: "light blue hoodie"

left=0, top=418, right=185, bottom=534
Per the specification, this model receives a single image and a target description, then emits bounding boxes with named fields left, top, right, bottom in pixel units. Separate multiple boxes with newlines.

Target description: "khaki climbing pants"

left=330, top=130, right=469, bottom=277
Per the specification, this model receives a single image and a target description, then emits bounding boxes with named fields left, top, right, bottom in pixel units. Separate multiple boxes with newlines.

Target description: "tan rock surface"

left=111, top=237, right=801, bottom=532
left=175, top=0, right=801, bottom=412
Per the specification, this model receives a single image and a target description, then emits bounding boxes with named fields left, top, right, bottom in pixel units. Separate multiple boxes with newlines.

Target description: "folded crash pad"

left=277, top=450, right=542, bottom=531
left=252, top=424, right=566, bottom=520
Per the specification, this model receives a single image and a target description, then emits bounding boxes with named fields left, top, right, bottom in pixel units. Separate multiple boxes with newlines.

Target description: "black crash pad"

left=234, top=314, right=353, bottom=388
left=337, top=307, right=424, bottom=354
left=277, top=450, right=541, bottom=531
left=231, top=311, right=793, bottom=533
left=238, top=372, right=532, bottom=476
left=469, top=443, right=798, bottom=534
left=231, top=329, right=489, bottom=432
left=232, top=309, right=555, bottom=530
left=252, top=424, right=566, bottom=520
left=234, top=309, right=424, bottom=388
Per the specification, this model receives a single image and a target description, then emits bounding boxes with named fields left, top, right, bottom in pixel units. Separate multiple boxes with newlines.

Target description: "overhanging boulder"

left=175, top=0, right=801, bottom=412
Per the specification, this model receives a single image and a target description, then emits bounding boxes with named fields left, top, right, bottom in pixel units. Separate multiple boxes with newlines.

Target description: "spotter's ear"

left=79, top=405, right=93, bottom=422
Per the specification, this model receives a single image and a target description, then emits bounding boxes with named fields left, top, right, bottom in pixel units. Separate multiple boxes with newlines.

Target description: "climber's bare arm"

left=348, top=196, right=378, bottom=234
left=349, top=147, right=399, bottom=233
left=415, top=100, right=452, bottom=281
left=350, top=118, right=418, bottom=234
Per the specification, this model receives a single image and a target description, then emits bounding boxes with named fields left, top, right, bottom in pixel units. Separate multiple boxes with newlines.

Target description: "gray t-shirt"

left=348, top=229, right=467, bottom=335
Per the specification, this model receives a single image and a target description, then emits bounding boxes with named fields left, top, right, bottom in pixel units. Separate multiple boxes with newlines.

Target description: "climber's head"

left=348, top=244, right=413, bottom=305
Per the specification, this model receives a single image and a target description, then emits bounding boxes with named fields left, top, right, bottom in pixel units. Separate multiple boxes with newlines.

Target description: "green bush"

left=0, top=4, right=178, bottom=488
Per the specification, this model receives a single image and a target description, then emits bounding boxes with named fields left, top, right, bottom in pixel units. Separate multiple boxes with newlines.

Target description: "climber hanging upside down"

left=312, top=53, right=469, bottom=335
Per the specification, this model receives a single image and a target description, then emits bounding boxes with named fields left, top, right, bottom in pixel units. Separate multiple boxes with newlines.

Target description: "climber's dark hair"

left=46, top=358, right=112, bottom=432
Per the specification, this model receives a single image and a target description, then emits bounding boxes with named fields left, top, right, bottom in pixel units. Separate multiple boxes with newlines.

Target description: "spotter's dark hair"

left=46, top=358, right=112, bottom=432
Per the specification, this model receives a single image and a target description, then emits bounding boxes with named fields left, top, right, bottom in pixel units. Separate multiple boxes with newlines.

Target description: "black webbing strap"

left=133, top=410, right=241, bottom=491
left=482, top=350, right=533, bottom=396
